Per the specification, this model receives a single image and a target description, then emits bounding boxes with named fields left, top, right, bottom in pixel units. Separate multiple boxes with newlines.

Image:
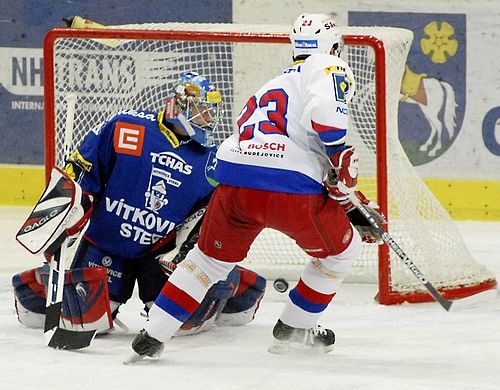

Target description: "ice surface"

left=1, top=206, right=499, bottom=390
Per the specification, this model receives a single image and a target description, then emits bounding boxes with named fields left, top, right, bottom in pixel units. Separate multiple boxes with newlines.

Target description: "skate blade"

left=123, top=350, right=163, bottom=365
left=267, top=339, right=334, bottom=355
left=123, top=352, right=145, bottom=365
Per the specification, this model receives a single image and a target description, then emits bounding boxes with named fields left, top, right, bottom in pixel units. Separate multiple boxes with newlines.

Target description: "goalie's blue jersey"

left=66, top=109, right=217, bottom=259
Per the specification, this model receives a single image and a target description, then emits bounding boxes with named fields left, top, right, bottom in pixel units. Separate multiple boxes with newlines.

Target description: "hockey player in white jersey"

left=127, top=13, right=385, bottom=362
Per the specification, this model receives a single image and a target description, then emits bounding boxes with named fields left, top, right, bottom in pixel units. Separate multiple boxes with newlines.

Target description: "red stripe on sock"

left=161, top=282, right=200, bottom=314
left=295, top=279, right=335, bottom=305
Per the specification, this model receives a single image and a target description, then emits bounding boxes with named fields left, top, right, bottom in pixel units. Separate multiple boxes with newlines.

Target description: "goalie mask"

left=291, top=13, right=343, bottom=59
left=165, top=71, right=223, bottom=147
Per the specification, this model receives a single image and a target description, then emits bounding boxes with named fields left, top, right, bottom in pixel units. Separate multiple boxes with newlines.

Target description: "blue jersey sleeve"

left=67, top=117, right=118, bottom=196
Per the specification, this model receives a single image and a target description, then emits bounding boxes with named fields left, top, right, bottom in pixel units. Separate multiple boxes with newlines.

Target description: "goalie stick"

left=44, top=93, right=97, bottom=349
left=348, top=193, right=453, bottom=311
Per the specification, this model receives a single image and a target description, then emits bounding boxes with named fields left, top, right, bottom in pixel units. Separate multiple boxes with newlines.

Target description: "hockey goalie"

left=13, top=71, right=266, bottom=341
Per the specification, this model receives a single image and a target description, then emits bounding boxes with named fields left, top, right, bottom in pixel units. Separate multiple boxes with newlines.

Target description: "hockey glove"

left=340, top=191, right=387, bottom=245
left=16, top=167, right=93, bottom=257
left=157, top=254, right=178, bottom=276
left=156, top=207, right=206, bottom=276
left=326, top=146, right=359, bottom=200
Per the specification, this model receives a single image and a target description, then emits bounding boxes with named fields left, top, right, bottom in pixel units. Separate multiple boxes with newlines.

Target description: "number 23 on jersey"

left=237, top=89, right=289, bottom=141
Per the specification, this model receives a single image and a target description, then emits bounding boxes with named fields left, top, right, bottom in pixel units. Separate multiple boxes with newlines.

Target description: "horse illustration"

left=401, top=65, right=457, bottom=157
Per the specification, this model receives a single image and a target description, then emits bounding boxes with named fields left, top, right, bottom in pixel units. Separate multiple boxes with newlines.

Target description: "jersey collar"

left=157, top=111, right=181, bottom=148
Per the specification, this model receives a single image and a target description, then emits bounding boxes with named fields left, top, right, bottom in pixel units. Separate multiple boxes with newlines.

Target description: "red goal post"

left=43, top=24, right=496, bottom=306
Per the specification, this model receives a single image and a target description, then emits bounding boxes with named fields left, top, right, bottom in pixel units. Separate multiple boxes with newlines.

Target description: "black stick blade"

left=44, top=302, right=62, bottom=333
left=46, top=328, right=96, bottom=350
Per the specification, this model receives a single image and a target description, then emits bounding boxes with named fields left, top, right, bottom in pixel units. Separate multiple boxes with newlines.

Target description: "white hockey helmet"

left=290, top=13, right=343, bottom=58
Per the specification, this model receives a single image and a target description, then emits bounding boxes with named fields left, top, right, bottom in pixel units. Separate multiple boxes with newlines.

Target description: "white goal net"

left=44, top=22, right=496, bottom=305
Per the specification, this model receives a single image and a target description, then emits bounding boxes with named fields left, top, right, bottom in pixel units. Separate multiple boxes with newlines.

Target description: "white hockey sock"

left=145, top=245, right=235, bottom=343
left=279, top=230, right=361, bottom=329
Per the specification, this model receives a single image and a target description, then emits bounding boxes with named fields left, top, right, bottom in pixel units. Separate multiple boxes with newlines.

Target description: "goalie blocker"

left=16, top=167, right=93, bottom=257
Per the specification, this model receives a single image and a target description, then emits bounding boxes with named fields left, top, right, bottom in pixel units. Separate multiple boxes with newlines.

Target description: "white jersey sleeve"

left=300, top=53, right=355, bottom=152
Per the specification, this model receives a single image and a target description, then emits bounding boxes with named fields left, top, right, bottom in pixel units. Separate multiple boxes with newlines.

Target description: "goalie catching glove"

left=340, top=191, right=386, bottom=244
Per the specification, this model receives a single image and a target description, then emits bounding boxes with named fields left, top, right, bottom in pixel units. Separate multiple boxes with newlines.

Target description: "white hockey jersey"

left=215, top=53, right=355, bottom=194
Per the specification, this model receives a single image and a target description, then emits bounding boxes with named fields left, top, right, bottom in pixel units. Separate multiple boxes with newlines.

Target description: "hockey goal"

left=43, top=23, right=497, bottom=305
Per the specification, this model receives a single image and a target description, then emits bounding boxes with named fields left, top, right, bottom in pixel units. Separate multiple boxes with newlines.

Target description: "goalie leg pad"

left=175, top=268, right=240, bottom=336
left=13, top=265, right=113, bottom=333
left=16, top=167, right=92, bottom=255
left=216, top=266, right=266, bottom=326
left=12, top=267, right=47, bottom=328
left=59, top=267, right=113, bottom=333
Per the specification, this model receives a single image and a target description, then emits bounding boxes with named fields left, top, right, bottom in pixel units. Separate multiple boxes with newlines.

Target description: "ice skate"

left=268, top=320, right=335, bottom=355
left=123, top=329, right=164, bottom=364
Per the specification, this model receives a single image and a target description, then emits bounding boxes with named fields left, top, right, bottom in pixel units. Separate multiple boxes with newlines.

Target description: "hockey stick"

left=348, top=193, right=453, bottom=311
left=44, top=93, right=97, bottom=349
left=44, top=238, right=96, bottom=349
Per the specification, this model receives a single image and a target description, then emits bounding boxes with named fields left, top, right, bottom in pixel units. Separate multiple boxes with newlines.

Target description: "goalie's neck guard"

left=158, top=111, right=183, bottom=148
